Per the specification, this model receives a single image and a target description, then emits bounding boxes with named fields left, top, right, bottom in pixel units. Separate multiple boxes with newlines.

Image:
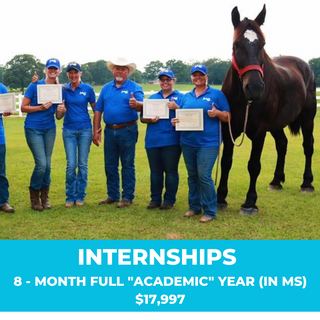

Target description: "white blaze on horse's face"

left=244, top=30, right=258, bottom=43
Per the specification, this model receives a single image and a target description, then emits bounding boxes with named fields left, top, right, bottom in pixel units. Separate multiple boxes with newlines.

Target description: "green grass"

left=1, top=112, right=320, bottom=240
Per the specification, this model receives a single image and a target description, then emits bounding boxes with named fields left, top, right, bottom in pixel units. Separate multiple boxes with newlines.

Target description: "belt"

left=106, top=120, right=137, bottom=130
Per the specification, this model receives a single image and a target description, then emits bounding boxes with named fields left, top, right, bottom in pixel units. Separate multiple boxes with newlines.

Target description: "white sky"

left=1, top=0, right=319, bottom=71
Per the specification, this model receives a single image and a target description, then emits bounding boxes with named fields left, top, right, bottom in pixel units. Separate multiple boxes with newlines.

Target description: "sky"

left=1, top=0, right=319, bottom=71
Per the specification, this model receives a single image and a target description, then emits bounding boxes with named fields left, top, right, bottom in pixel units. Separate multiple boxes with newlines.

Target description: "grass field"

left=1, top=99, right=320, bottom=239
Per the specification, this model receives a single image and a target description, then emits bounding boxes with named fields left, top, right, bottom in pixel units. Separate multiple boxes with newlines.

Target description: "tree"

left=309, top=58, right=320, bottom=86
left=4, top=54, right=44, bottom=93
left=165, top=59, right=191, bottom=83
left=203, top=58, right=231, bottom=85
left=144, top=60, right=165, bottom=81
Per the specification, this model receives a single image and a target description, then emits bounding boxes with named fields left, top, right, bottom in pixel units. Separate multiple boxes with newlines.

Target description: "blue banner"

left=0, top=240, right=319, bottom=312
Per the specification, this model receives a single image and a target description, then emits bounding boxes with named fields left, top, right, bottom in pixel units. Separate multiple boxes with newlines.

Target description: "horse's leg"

left=240, top=133, right=266, bottom=215
left=268, top=129, right=288, bottom=190
left=300, top=119, right=315, bottom=193
left=217, top=128, right=237, bottom=210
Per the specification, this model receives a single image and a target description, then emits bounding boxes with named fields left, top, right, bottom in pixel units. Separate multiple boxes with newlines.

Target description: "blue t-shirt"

left=0, top=83, right=9, bottom=145
left=63, top=82, right=96, bottom=130
left=180, top=86, right=230, bottom=147
left=24, top=79, right=65, bottom=129
left=95, top=79, right=144, bottom=125
left=144, top=89, right=184, bottom=149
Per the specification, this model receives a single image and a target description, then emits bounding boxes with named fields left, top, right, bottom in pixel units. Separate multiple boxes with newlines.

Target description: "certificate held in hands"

left=37, top=84, right=63, bottom=104
left=175, top=109, right=204, bottom=131
left=0, top=93, right=16, bottom=113
left=143, top=99, right=169, bottom=119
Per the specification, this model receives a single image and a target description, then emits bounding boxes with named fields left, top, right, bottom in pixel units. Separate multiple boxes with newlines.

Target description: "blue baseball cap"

left=66, top=62, right=82, bottom=72
left=191, top=64, right=208, bottom=75
left=158, top=69, right=175, bottom=78
left=46, top=58, right=60, bottom=69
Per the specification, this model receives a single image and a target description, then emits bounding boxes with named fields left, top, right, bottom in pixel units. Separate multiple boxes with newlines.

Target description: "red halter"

left=232, top=53, right=264, bottom=81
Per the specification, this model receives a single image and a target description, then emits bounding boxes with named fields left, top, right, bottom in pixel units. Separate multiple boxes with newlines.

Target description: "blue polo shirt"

left=24, top=79, right=66, bottom=129
left=63, top=82, right=96, bottom=130
left=144, top=89, right=184, bottom=149
left=95, top=79, right=144, bottom=125
left=180, top=86, right=230, bottom=147
left=0, top=83, right=9, bottom=145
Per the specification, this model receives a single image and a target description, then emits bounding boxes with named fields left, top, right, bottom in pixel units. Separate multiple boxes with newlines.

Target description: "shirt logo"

left=203, top=97, right=211, bottom=102
left=172, top=97, right=178, bottom=100
left=121, top=90, right=128, bottom=94
left=80, top=92, right=87, bottom=96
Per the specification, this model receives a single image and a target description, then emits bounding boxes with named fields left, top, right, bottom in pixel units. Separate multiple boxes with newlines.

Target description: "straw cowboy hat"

left=106, top=57, right=137, bottom=76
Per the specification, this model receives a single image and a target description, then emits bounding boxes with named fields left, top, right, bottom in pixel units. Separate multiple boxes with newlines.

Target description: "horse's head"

left=232, top=5, right=266, bottom=101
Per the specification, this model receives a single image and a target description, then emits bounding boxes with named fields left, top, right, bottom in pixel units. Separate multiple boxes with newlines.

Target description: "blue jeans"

left=0, top=144, right=9, bottom=206
left=104, top=123, right=138, bottom=202
left=146, top=145, right=181, bottom=205
left=25, top=127, right=56, bottom=190
left=181, top=143, right=219, bottom=219
left=63, top=128, right=92, bottom=203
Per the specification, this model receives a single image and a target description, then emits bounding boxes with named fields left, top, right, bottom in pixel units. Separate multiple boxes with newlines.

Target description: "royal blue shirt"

left=24, top=79, right=66, bottom=129
left=95, top=79, right=144, bottom=125
left=63, top=82, right=96, bottom=130
left=0, top=83, right=9, bottom=145
left=180, top=86, right=230, bottom=147
left=143, top=89, right=184, bottom=149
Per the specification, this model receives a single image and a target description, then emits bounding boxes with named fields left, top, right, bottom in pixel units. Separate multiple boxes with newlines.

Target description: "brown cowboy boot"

left=40, top=186, right=52, bottom=209
left=29, top=187, right=44, bottom=211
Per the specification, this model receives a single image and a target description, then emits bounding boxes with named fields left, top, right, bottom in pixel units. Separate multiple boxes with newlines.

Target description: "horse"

left=217, top=5, right=317, bottom=215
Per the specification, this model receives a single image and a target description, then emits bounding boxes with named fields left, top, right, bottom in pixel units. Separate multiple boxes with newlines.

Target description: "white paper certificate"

left=175, top=109, right=204, bottom=131
left=0, top=93, right=16, bottom=113
left=143, top=99, right=169, bottom=119
left=37, top=84, right=63, bottom=104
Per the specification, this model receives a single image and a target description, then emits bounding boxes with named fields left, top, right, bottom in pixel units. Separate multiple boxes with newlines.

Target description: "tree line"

left=1, top=54, right=320, bottom=93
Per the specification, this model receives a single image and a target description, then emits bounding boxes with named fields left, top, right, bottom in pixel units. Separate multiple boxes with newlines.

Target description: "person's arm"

left=129, top=92, right=143, bottom=111
left=93, top=110, right=102, bottom=146
left=207, top=103, right=231, bottom=122
left=21, top=97, right=53, bottom=113
left=56, top=100, right=66, bottom=120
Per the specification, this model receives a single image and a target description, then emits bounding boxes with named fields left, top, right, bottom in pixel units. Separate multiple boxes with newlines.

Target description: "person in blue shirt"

left=21, top=58, right=66, bottom=211
left=93, top=58, right=144, bottom=208
left=141, top=70, right=183, bottom=210
left=172, top=64, right=231, bottom=223
left=62, top=62, right=96, bottom=207
left=0, top=83, right=15, bottom=213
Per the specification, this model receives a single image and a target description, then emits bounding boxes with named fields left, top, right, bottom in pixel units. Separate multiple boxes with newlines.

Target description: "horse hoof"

left=217, top=203, right=228, bottom=210
left=300, top=187, right=314, bottom=194
left=268, top=184, right=282, bottom=191
left=239, top=207, right=258, bottom=215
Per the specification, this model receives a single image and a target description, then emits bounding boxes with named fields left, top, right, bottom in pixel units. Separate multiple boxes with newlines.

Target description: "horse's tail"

left=288, top=119, right=301, bottom=136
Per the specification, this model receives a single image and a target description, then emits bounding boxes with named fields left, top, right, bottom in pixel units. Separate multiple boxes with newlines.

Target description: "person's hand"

left=151, top=116, right=159, bottom=123
left=57, top=100, right=66, bottom=114
left=32, top=71, right=38, bottom=83
left=168, top=97, right=178, bottom=110
left=2, top=111, right=12, bottom=117
left=207, top=103, right=219, bottom=118
left=129, top=92, right=137, bottom=109
left=41, top=101, right=53, bottom=110
left=171, top=117, right=180, bottom=127
left=93, top=128, right=102, bottom=146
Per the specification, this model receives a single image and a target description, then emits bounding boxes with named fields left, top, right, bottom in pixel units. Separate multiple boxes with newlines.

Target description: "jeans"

left=63, top=128, right=92, bottom=203
left=104, top=123, right=138, bottom=202
left=25, top=127, right=56, bottom=190
left=146, top=145, right=181, bottom=205
left=0, top=144, right=9, bottom=206
left=181, top=143, right=219, bottom=219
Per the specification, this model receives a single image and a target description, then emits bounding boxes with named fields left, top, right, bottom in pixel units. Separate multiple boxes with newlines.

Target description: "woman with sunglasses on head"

left=141, top=70, right=184, bottom=211
left=21, top=58, right=66, bottom=211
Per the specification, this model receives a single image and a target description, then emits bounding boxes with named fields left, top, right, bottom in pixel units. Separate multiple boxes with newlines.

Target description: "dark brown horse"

left=217, top=5, right=317, bottom=215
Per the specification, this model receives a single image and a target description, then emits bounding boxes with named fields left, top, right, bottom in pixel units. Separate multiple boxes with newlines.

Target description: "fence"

left=14, top=88, right=320, bottom=117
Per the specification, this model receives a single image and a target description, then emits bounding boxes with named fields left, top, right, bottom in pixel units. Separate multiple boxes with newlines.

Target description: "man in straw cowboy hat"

left=93, top=57, right=144, bottom=208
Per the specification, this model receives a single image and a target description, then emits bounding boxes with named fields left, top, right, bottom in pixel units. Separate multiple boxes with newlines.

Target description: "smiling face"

left=159, top=76, right=175, bottom=92
left=191, top=72, right=208, bottom=87
left=67, top=69, right=82, bottom=86
left=113, top=66, right=129, bottom=84
left=45, top=67, right=61, bottom=80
